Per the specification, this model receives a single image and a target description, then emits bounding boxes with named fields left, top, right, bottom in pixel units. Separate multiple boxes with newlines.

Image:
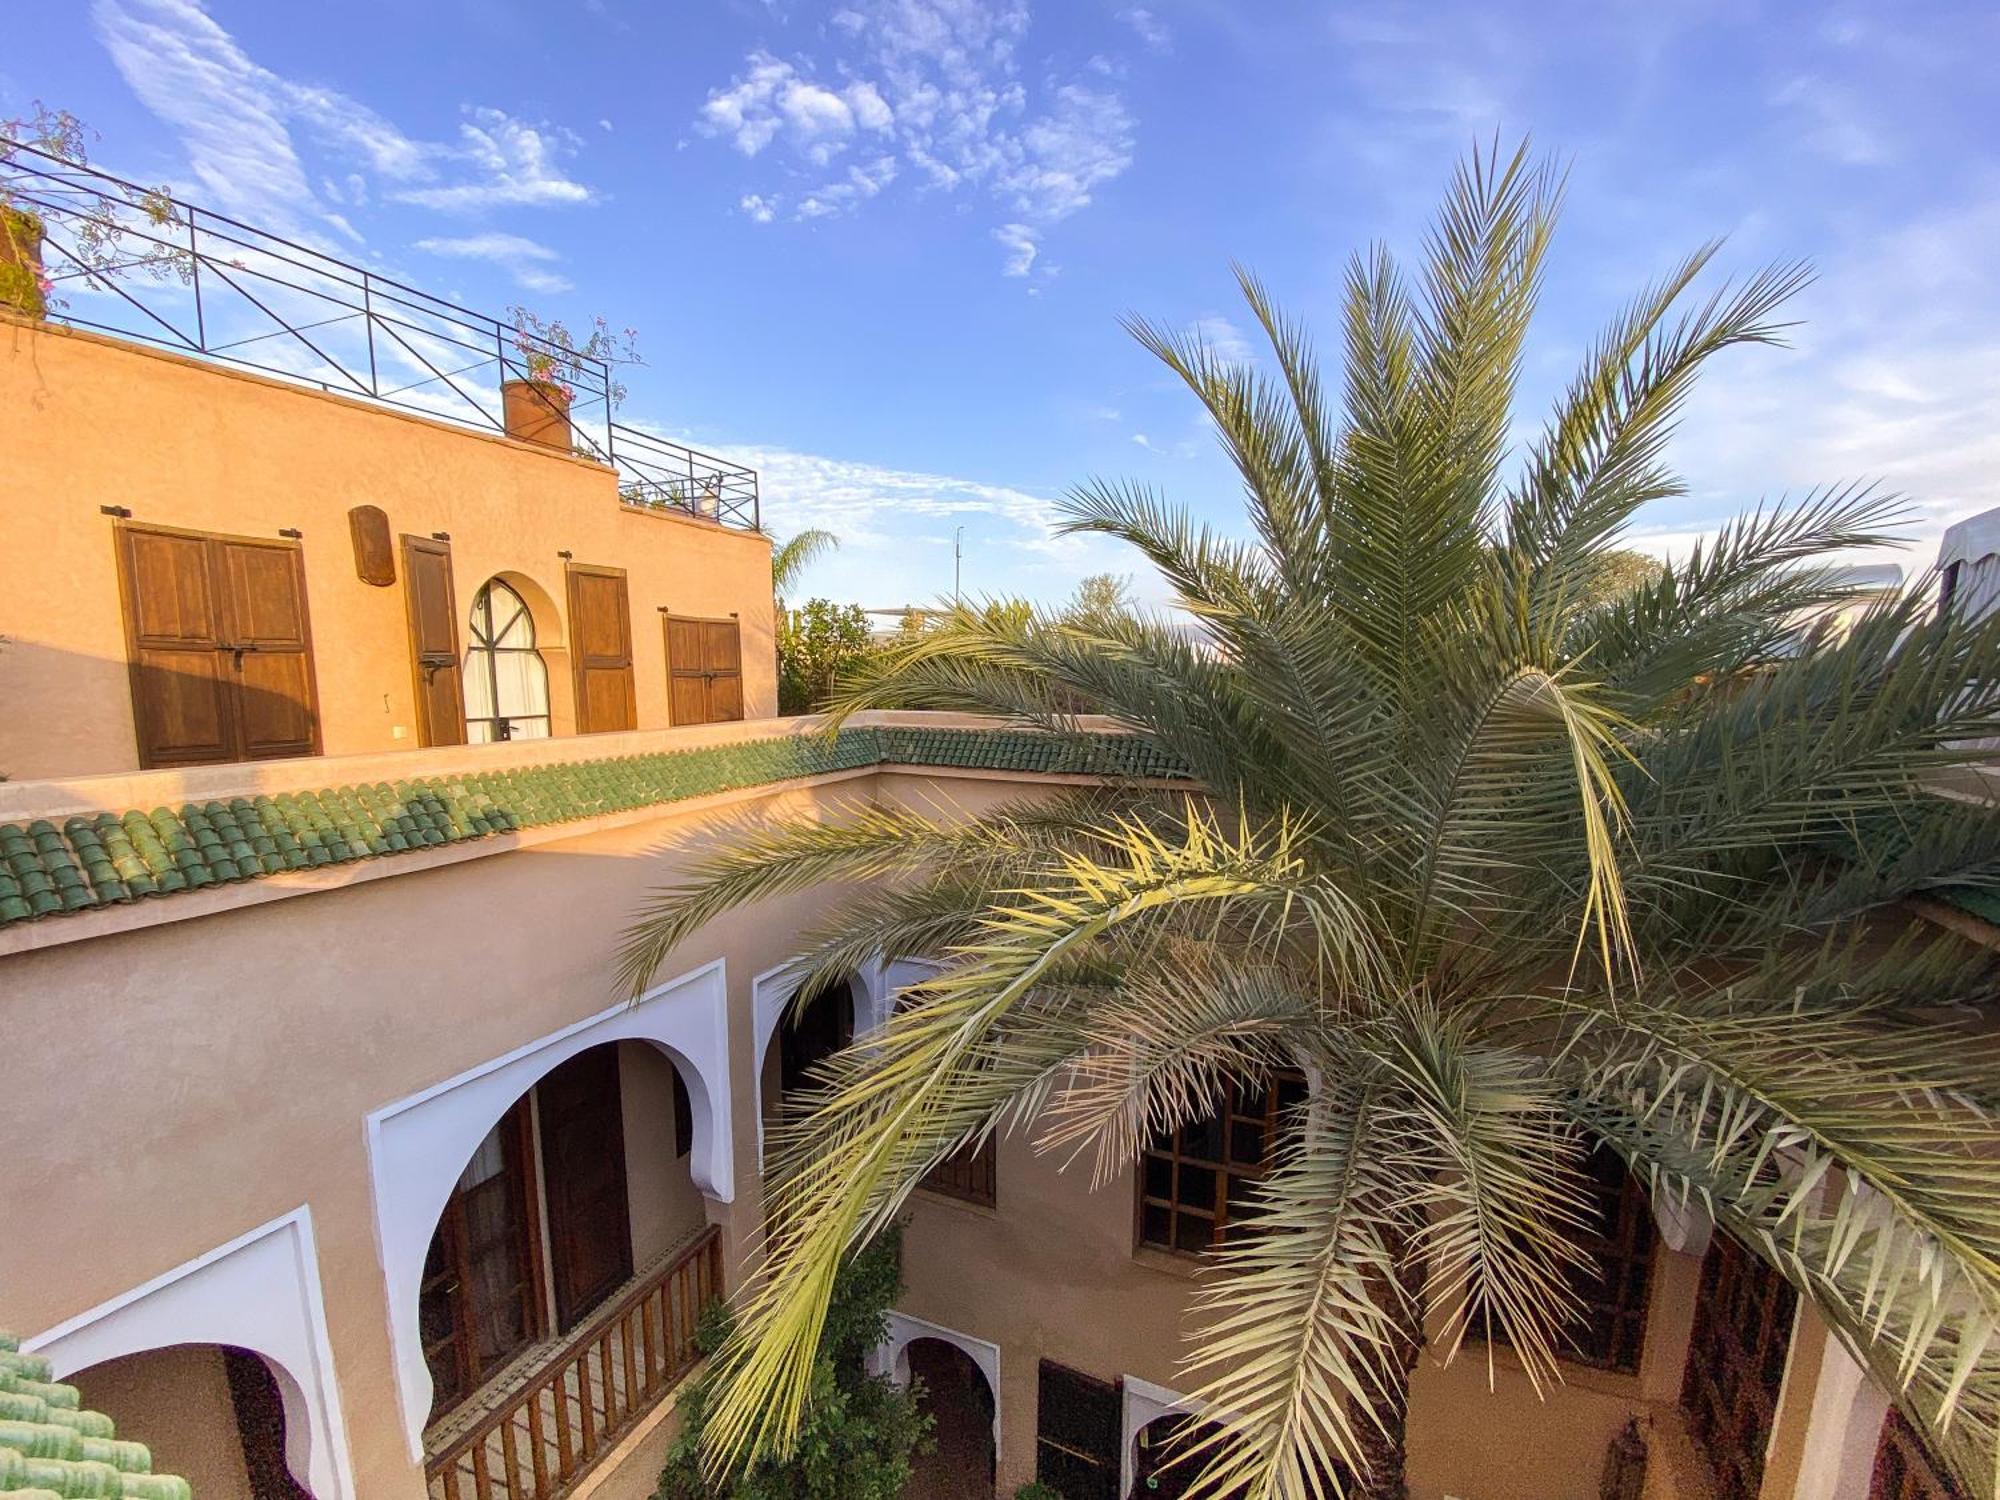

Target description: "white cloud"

left=693, top=441, right=1128, bottom=603
left=993, top=222, right=1039, bottom=276
left=1189, top=315, right=1255, bottom=365
left=414, top=232, right=572, bottom=293
left=598, top=117, right=614, bottom=133
left=797, top=155, right=900, bottom=219
left=92, top=0, right=598, bottom=235
left=739, top=193, right=779, bottom=223
left=1770, top=75, right=1895, bottom=167
left=847, top=80, right=895, bottom=132
left=395, top=108, right=594, bottom=212
left=1636, top=198, right=2000, bottom=574
left=692, top=0, right=1141, bottom=271
left=1118, top=6, right=1172, bottom=51
left=1000, top=85, right=1133, bottom=220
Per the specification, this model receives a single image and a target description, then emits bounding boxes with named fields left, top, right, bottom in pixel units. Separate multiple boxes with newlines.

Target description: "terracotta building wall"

left=0, top=317, right=774, bottom=780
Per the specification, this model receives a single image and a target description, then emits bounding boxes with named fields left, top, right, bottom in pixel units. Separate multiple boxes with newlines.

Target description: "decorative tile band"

left=0, top=728, right=1189, bottom=928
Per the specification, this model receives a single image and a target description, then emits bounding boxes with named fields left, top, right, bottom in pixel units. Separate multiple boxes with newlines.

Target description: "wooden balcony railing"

left=426, top=1226, right=723, bottom=1500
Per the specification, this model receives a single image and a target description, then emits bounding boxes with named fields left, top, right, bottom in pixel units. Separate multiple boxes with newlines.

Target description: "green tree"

left=654, top=1229, right=930, bottom=1500
left=623, top=143, right=2000, bottom=1499
left=778, top=598, right=874, bottom=715
left=1573, top=547, right=1664, bottom=610
left=1066, top=572, right=1135, bottom=622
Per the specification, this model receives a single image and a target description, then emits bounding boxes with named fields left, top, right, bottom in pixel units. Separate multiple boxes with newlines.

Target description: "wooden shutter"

left=663, top=612, right=743, bottom=726
left=1035, top=1362, right=1122, bottom=1500
left=566, top=563, right=636, bottom=734
left=214, top=537, right=319, bottom=761
left=117, top=524, right=235, bottom=768
left=539, top=1047, right=635, bottom=1329
left=400, top=536, right=466, bottom=747
left=117, top=523, right=320, bottom=769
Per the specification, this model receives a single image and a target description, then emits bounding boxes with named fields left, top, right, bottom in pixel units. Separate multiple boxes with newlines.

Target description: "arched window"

left=464, top=579, right=551, bottom=743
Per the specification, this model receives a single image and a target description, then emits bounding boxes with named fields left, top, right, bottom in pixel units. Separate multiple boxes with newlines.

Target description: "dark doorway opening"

left=903, top=1338, right=997, bottom=1499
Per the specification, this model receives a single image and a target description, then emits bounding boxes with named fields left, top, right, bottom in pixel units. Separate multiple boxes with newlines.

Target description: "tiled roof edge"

left=0, top=728, right=1189, bottom=930
left=0, top=1333, right=195, bottom=1498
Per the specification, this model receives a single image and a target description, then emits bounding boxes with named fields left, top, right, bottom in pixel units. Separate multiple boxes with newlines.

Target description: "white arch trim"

left=752, top=958, right=890, bottom=1166
left=367, top=958, right=734, bottom=1461
left=24, top=1207, right=356, bottom=1500
left=1122, top=1374, right=1203, bottom=1500
left=1792, top=1339, right=1892, bottom=1500
left=871, top=1311, right=1001, bottom=1455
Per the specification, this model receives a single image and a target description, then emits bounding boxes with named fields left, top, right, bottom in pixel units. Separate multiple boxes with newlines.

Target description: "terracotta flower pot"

left=0, top=205, right=48, bottom=319
left=500, top=377, right=573, bottom=451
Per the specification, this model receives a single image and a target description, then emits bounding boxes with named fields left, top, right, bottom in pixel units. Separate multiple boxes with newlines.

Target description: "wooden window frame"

left=420, top=1100, right=545, bottom=1423
left=921, top=1138, right=998, bottom=1209
left=1136, top=1073, right=1307, bottom=1257
left=463, top=576, right=551, bottom=743
left=114, top=520, right=324, bottom=769
left=1681, top=1231, right=1799, bottom=1500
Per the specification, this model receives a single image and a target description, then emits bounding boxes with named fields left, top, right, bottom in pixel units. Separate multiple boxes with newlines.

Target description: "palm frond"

left=1175, top=1076, right=1407, bottom=1500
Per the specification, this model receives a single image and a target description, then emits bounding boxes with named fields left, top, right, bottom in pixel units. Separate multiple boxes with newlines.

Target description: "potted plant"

left=503, top=306, right=641, bottom=451
left=1, top=104, right=190, bottom=321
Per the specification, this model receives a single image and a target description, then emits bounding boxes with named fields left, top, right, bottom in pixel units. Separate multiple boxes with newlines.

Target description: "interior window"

left=464, top=578, right=551, bottom=743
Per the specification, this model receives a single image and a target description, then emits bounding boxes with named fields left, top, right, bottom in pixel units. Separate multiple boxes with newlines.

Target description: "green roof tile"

left=0, top=728, right=1191, bottom=930
left=0, top=1336, right=191, bottom=1499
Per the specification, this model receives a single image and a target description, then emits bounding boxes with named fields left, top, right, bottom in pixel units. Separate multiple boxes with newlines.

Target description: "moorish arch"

left=24, top=1208, right=355, bottom=1499
left=366, top=958, right=734, bottom=1459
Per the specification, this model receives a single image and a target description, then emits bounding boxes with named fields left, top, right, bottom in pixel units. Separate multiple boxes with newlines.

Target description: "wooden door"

left=117, top=523, right=321, bottom=769
left=400, top=536, right=466, bottom=746
left=663, top=613, right=743, bottom=725
left=539, top=1046, right=635, bottom=1330
left=418, top=1101, right=541, bottom=1419
left=566, top=563, right=636, bottom=734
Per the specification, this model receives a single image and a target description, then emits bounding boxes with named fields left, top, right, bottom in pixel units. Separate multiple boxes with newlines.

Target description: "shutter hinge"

left=100, top=505, right=132, bottom=518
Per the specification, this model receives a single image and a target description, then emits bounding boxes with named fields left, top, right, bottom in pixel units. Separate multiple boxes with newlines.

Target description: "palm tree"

left=622, top=144, right=2000, bottom=1500
left=772, top=528, right=839, bottom=605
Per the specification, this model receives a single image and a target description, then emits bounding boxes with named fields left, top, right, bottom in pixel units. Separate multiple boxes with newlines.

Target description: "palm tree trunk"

left=1352, top=1254, right=1425, bottom=1500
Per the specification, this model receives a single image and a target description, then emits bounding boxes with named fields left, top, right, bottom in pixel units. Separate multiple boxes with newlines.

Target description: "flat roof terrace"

left=1, top=136, right=758, bottom=530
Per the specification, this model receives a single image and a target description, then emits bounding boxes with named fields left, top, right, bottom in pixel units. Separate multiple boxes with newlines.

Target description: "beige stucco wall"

left=0, top=767, right=866, bottom=1500
left=71, top=1343, right=253, bottom=1500
left=620, top=1039, right=712, bottom=1267
left=0, top=316, right=774, bottom=781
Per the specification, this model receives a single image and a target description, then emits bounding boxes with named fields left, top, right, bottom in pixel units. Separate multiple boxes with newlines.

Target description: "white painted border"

left=1122, top=1374, right=1203, bottom=1499
left=366, top=958, right=735, bottom=1460
left=751, top=958, right=880, bottom=1166
left=25, top=1208, right=356, bottom=1500
left=1792, top=1340, right=1892, bottom=1500
left=871, top=1311, right=1002, bottom=1456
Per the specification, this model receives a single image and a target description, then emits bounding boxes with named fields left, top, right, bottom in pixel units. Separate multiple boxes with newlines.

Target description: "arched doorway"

left=905, top=1337, right=997, bottom=1500
left=420, top=1040, right=707, bottom=1430
left=464, top=576, right=551, bottom=742
left=72, top=1343, right=314, bottom=1498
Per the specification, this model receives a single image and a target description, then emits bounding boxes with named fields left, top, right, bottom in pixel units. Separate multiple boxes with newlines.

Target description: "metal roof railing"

left=0, top=136, right=759, bottom=531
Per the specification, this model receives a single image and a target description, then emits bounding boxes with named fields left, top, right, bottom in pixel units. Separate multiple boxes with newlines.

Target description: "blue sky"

left=11, top=1, right=2000, bottom=608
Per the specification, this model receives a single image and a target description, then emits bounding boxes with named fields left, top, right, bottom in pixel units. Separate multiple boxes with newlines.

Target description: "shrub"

left=654, top=1228, right=930, bottom=1500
